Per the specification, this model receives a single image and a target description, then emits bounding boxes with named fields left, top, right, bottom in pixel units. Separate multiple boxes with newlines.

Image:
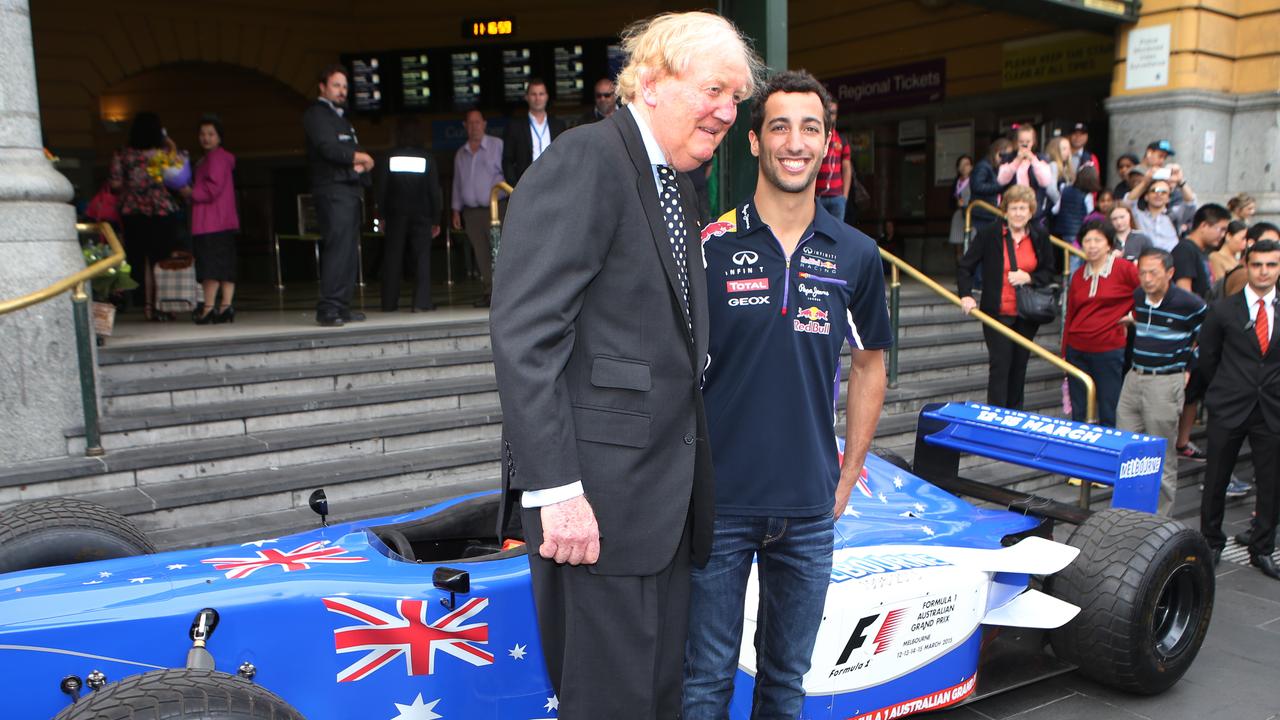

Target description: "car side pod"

left=185, top=608, right=220, bottom=670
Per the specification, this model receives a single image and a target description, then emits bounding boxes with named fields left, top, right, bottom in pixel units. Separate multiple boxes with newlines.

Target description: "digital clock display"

left=465, top=17, right=515, bottom=38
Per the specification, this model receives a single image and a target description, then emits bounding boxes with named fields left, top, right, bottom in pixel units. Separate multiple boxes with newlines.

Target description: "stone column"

left=0, top=0, right=85, bottom=465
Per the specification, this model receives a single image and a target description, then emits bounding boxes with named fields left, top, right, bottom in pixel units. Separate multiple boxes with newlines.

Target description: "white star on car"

left=389, top=694, right=441, bottom=720
left=98, top=571, right=112, bottom=578
left=508, top=643, right=527, bottom=660
left=544, top=695, right=559, bottom=712
left=893, top=475, right=904, bottom=489
left=166, top=564, right=188, bottom=570
left=921, top=526, right=935, bottom=536
left=877, top=492, right=888, bottom=504
left=240, top=538, right=279, bottom=547
left=128, top=577, right=151, bottom=584
left=914, top=503, right=927, bottom=513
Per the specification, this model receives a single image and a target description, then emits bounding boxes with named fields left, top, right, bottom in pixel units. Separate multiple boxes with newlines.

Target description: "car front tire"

left=52, top=668, right=306, bottom=720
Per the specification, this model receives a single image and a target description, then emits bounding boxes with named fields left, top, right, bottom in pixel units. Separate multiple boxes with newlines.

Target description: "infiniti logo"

left=732, top=251, right=759, bottom=266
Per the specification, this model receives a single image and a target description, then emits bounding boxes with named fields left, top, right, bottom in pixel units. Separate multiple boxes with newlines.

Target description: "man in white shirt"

left=502, top=78, right=566, bottom=186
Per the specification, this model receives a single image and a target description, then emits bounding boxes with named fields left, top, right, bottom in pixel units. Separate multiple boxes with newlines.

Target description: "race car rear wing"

left=912, top=402, right=1163, bottom=513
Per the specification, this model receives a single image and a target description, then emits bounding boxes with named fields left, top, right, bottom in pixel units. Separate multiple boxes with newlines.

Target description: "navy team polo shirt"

left=700, top=199, right=892, bottom=517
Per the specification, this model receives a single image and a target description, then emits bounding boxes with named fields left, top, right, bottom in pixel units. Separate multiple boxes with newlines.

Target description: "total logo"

left=728, top=296, right=771, bottom=307
left=727, top=278, right=770, bottom=293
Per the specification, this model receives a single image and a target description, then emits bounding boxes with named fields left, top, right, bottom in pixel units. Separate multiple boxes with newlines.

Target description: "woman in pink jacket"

left=184, top=115, right=240, bottom=323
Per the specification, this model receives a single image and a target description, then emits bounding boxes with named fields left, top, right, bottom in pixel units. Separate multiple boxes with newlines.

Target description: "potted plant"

left=82, top=240, right=137, bottom=337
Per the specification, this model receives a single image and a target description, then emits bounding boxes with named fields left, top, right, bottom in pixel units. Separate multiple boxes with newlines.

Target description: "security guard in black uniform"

left=303, top=63, right=374, bottom=327
left=377, top=118, right=443, bottom=312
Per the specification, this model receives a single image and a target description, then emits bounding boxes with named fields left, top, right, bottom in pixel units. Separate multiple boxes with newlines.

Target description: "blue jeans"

left=683, top=514, right=834, bottom=720
left=817, top=195, right=847, bottom=224
left=1066, top=346, right=1125, bottom=426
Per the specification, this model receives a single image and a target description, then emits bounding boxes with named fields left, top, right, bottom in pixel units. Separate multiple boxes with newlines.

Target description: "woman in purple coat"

left=184, top=115, right=240, bottom=323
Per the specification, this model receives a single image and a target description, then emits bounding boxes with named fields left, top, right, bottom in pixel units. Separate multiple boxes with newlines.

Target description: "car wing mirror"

left=433, top=566, right=470, bottom=610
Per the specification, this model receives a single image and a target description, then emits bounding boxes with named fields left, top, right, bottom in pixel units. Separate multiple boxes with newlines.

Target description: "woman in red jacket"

left=184, top=115, right=240, bottom=324
left=1063, top=219, right=1138, bottom=426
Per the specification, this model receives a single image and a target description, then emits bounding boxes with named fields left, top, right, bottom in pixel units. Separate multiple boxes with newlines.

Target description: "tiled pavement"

left=934, top=501, right=1280, bottom=720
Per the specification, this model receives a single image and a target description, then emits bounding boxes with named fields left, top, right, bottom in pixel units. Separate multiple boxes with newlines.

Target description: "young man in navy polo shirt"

left=683, top=70, right=892, bottom=719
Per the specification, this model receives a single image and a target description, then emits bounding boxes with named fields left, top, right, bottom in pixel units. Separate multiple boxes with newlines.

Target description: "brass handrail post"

left=887, top=262, right=900, bottom=388
left=489, top=182, right=514, bottom=266
left=70, top=281, right=103, bottom=456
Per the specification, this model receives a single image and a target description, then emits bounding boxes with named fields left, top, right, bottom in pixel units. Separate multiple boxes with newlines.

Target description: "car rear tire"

left=0, top=498, right=155, bottom=573
left=53, top=668, right=306, bottom=720
left=1047, top=508, right=1214, bottom=695
left=870, top=446, right=912, bottom=473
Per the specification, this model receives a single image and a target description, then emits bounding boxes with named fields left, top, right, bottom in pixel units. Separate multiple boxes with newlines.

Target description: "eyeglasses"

left=595, top=92, right=614, bottom=98
left=1148, top=188, right=1170, bottom=195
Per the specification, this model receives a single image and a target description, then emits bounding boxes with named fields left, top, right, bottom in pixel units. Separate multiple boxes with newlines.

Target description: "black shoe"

left=1212, top=548, right=1222, bottom=567
left=342, top=310, right=367, bottom=322
left=472, top=294, right=491, bottom=308
left=214, top=306, right=235, bottom=324
left=1235, top=530, right=1254, bottom=546
left=1251, top=554, right=1280, bottom=580
left=411, top=304, right=436, bottom=313
left=193, top=307, right=217, bottom=325
left=317, top=314, right=344, bottom=327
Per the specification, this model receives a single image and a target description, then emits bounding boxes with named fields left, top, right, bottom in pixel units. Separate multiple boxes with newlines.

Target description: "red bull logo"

left=796, top=306, right=829, bottom=322
left=700, top=220, right=735, bottom=243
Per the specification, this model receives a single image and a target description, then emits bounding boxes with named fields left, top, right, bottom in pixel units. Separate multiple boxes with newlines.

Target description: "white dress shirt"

left=528, top=114, right=550, bottom=163
left=1243, top=283, right=1277, bottom=348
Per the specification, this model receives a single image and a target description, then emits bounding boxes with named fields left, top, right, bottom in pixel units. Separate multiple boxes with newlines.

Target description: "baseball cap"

left=1146, top=139, right=1176, bottom=156
left=1129, top=164, right=1147, bottom=177
left=1070, top=122, right=1089, bottom=133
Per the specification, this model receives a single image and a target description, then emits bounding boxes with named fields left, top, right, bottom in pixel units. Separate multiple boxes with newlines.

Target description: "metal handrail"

left=0, top=222, right=124, bottom=316
left=0, top=221, right=120, bottom=457
left=879, top=246, right=1098, bottom=507
left=489, top=182, right=514, bottom=266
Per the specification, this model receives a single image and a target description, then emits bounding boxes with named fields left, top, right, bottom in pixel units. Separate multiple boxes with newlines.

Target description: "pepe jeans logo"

left=732, top=251, right=760, bottom=266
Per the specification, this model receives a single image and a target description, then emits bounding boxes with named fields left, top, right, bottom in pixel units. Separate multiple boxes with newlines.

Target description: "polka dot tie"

left=656, top=165, right=691, bottom=335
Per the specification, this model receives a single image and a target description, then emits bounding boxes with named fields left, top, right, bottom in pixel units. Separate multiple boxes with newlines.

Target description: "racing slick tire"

left=870, top=446, right=912, bottom=473
left=53, top=668, right=305, bottom=720
left=0, top=498, right=155, bottom=573
left=1047, top=508, right=1214, bottom=695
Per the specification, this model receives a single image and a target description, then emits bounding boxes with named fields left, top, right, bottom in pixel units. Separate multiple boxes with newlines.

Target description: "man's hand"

left=451, top=210, right=463, bottom=231
left=1118, top=313, right=1135, bottom=326
left=539, top=494, right=600, bottom=566
left=960, top=296, right=977, bottom=315
left=431, top=224, right=441, bottom=239
left=833, top=477, right=855, bottom=520
left=1168, top=164, right=1183, bottom=185
left=353, top=151, right=374, bottom=173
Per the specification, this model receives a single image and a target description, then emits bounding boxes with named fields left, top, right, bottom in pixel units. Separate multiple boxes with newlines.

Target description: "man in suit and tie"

left=490, top=11, right=760, bottom=717
left=501, top=78, right=567, bottom=187
left=1199, top=238, right=1280, bottom=579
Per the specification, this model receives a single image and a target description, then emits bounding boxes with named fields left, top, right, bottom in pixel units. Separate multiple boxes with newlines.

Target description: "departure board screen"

left=451, top=51, right=483, bottom=108
left=553, top=44, right=585, bottom=104
left=400, top=53, right=431, bottom=110
left=346, top=56, right=383, bottom=113
left=502, top=47, right=534, bottom=103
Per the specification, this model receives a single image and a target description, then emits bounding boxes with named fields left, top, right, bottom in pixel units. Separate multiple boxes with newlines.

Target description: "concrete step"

left=67, top=376, right=500, bottom=453
left=2, top=404, right=504, bottom=509
left=102, top=349, right=495, bottom=414
left=98, top=321, right=492, bottom=384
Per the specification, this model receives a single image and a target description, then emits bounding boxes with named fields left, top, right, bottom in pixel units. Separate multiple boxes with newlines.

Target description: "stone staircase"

left=0, top=284, right=1236, bottom=549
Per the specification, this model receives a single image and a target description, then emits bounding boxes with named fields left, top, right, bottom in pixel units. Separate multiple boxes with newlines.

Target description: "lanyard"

left=529, top=117, right=549, bottom=155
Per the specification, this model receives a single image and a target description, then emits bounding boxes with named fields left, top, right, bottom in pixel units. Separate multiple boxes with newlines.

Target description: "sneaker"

left=1225, top=476, right=1253, bottom=499
left=1177, top=442, right=1208, bottom=461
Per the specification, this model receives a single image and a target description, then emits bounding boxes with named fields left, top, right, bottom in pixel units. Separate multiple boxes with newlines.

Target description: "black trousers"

left=380, top=213, right=433, bottom=311
left=314, top=190, right=361, bottom=318
left=521, top=506, right=691, bottom=719
left=982, top=315, right=1040, bottom=410
left=1201, top=405, right=1280, bottom=556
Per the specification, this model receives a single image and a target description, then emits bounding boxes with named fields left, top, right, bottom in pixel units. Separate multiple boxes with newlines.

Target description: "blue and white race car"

left=0, top=403, right=1215, bottom=720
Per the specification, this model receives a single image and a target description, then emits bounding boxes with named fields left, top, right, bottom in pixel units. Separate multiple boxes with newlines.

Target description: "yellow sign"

left=1002, top=32, right=1114, bottom=89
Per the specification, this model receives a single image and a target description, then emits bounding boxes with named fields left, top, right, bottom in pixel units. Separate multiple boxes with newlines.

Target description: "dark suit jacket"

left=1199, top=291, right=1280, bottom=431
left=501, top=113, right=568, bottom=186
left=490, top=109, right=713, bottom=576
left=956, top=221, right=1056, bottom=316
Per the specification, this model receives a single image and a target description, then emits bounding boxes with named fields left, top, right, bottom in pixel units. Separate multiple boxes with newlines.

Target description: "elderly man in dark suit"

left=501, top=78, right=567, bottom=187
left=490, top=11, right=759, bottom=718
left=1199, top=238, right=1280, bottom=579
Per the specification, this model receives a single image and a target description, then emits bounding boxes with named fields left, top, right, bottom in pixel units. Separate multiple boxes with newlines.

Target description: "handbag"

left=1002, top=225, right=1059, bottom=324
left=154, top=251, right=199, bottom=313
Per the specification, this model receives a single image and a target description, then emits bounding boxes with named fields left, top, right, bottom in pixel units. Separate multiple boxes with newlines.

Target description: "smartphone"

left=1152, top=168, right=1171, bottom=181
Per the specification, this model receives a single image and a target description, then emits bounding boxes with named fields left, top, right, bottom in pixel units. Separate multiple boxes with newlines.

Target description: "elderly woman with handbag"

left=957, top=184, right=1057, bottom=410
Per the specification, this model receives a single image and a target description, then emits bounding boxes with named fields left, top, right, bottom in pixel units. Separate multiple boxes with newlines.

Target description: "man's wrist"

left=521, top=481, right=585, bottom=508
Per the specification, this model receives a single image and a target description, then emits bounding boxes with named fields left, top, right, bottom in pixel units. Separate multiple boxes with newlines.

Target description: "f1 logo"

left=837, top=609, right=903, bottom=664
left=836, top=613, right=879, bottom=665
left=732, top=251, right=759, bottom=266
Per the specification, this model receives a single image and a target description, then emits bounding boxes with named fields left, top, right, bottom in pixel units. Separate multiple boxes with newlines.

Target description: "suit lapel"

left=614, top=111, right=695, bottom=346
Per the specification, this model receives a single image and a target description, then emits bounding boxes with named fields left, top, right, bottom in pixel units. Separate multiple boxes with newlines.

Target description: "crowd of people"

left=948, top=118, right=1278, bottom=579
